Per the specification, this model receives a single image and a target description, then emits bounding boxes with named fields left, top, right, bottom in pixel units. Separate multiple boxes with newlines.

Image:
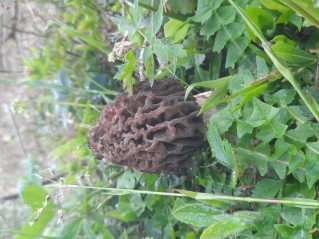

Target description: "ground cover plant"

left=4, top=0, right=319, bottom=238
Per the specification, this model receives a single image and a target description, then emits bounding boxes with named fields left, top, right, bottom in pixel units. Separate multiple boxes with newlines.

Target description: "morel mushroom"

left=88, top=78, right=205, bottom=174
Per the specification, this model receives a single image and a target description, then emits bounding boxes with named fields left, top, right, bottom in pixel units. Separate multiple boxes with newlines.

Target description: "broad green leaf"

left=172, top=204, right=223, bottom=227
left=210, top=104, right=237, bottom=134
left=236, top=147, right=287, bottom=177
left=225, top=37, right=248, bottom=68
left=271, top=159, right=287, bottom=179
left=254, top=144, right=270, bottom=176
left=305, top=151, right=319, bottom=188
left=132, top=0, right=142, bottom=27
left=288, top=149, right=305, bottom=174
left=16, top=184, right=56, bottom=239
left=81, top=219, right=97, bottom=239
left=272, top=35, right=296, bottom=46
left=213, top=22, right=246, bottom=53
left=153, top=40, right=186, bottom=64
left=207, top=124, right=234, bottom=169
left=306, top=142, right=319, bottom=155
left=280, top=206, right=315, bottom=228
left=286, top=123, right=314, bottom=146
left=233, top=211, right=262, bottom=223
left=275, top=224, right=312, bottom=239
left=200, top=6, right=237, bottom=39
left=200, top=217, right=251, bottom=239
left=193, top=0, right=223, bottom=23
left=236, top=120, right=253, bottom=138
left=146, top=2, right=163, bottom=42
left=60, top=218, right=82, bottom=239
left=229, top=70, right=255, bottom=93
left=246, top=5, right=276, bottom=42
left=271, top=89, right=296, bottom=105
left=145, top=53, right=155, bottom=82
left=285, top=182, right=316, bottom=200
left=21, top=184, right=49, bottom=211
left=245, top=98, right=279, bottom=127
left=164, top=19, right=189, bottom=43
left=108, top=194, right=145, bottom=222
left=256, top=55, right=269, bottom=77
left=256, top=120, right=287, bottom=143
left=252, top=179, right=281, bottom=199
left=280, top=0, right=319, bottom=28
left=272, top=41, right=318, bottom=65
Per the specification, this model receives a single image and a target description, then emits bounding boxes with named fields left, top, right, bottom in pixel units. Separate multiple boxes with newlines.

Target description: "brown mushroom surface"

left=88, top=78, right=205, bottom=174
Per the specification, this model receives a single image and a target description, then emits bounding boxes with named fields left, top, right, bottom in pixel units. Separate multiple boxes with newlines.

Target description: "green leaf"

left=16, top=184, right=56, bottom=239
left=193, top=0, right=223, bottom=23
left=200, top=6, right=237, bottom=39
left=257, top=120, right=287, bottom=143
left=286, top=123, right=314, bottom=145
left=145, top=53, right=155, bottom=81
left=280, top=206, right=314, bottom=228
left=246, top=5, right=275, bottom=42
left=305, top=151, right=319, bottom=188
left=275, top=224, right=312, bottom=239
left=153, top=39, right=186, bottom=64
left=185, top=76, right=232, bottom=100
left=210, top=104, right=237, bottom=134
left=213, top=22, right=246, bottom=53
left=245, top=98, right=279, bottom=127
left=236, top=120, right=253, bottom=138
left=288, top=149, right=305, bottom=174
left=132, top=0, right=142, bottom=27
left=225, top=37, right=248, bottom=68
left=306, top=142, right=319, bottom=155
left=252, top=179, right=281, bottom=199
left=172, top=204, right=223, bottom=227
left=207, top=124, right=234, bottom=169
left=60, top=218, right=82, bottom=239
left=200, top=217, right=251, bottom=239
left=233, top=211, right=262, bottom=223
left=272, top=41, right=318, bottom=65
left=146, top=2, right=163, bottom=42
left=280, top=0, right=319, bottom=29
left=164, top=19, right=189, bottom=43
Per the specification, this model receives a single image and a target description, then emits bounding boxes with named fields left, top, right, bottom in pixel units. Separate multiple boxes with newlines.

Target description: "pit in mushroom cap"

left=88, top=78, right=205, bottom=174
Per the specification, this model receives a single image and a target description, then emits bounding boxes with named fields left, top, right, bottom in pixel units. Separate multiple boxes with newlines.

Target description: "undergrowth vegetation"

left=3, top=0, right=319, bottom=238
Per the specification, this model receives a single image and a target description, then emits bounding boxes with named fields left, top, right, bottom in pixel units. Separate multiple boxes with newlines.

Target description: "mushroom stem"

left=194, top=91, right=217, bottom=125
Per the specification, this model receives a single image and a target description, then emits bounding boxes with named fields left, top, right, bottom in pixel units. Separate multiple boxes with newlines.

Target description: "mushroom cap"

left=88, top=78, right=205, bottom=174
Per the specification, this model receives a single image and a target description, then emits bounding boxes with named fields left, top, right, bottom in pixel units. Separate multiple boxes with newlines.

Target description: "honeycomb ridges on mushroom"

left=88, top=78, right=205, bottom=174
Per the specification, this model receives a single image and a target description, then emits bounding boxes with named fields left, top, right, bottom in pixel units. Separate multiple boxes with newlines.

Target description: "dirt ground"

left=0, top=1, right=56, bottom=237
